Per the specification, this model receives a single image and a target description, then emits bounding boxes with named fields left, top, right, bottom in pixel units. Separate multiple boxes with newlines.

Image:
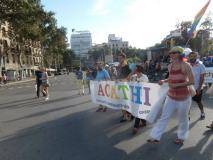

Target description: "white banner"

left=205, top=67, right=213, bottom=84
left=90, top=81, right=168, bottom=120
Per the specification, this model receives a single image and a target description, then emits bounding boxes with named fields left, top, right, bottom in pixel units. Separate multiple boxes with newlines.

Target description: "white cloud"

left=91, top=0, right=110, bottom=15
left=91, top=0, right=213, bottom=48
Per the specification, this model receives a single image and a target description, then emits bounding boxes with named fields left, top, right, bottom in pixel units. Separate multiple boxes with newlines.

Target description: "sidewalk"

left=2, top=75, right=56, bottom=86
left=0, top=78, right=35, bottom=87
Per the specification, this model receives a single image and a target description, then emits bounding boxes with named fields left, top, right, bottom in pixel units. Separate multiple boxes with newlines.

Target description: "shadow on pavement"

left=0, top=108, right=128, bottom=160
left=0, top=94, right=83, bottom=110
left=4, top=100, right=91, bottom=123
left=0, top=105, right=210, bottom=160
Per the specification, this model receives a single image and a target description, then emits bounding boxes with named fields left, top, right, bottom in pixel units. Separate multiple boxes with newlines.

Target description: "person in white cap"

left=188, top=51, right=206, bottom=120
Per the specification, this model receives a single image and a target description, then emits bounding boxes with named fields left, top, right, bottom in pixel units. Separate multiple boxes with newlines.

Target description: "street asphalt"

left=0, top=74, right=212, bottom=160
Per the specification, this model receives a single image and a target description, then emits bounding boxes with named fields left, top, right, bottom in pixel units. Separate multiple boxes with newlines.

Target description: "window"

left=26, top=56, right=29, bottom=64
left=12, top=54, right=15, bottom=63
left=6, top=53, right=9, bottom=63
left=2, top=28, right=7, bottom=37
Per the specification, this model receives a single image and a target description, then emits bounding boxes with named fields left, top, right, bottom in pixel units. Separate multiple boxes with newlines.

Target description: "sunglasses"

left=169, top=52, right=178, bottom=55
left=189, top=54, right=196, bottom=58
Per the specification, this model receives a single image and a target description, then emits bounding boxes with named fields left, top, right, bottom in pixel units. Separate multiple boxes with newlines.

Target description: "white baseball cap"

left=184, top=48, right=192, bottom=57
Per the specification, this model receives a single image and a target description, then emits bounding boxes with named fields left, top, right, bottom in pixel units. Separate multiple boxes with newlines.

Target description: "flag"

left=188, top=0, right=211, bottom=38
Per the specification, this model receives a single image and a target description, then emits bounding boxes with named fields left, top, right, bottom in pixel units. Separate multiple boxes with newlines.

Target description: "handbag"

left=189, top=85, right=196, bottom=97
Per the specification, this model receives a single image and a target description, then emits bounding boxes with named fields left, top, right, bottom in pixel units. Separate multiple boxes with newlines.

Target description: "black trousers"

left=37, top=83, right=42, bottom=98
left=134, top=118, right=146, bottom=128
left=192, top=90, right=203, bottom=103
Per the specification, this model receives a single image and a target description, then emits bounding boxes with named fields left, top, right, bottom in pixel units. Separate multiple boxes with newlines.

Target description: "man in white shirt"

left=188, top=51, right=206, bottom=120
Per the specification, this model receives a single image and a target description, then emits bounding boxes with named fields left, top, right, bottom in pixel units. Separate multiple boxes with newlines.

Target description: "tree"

left=180, top=21, right=192, bottom=44
left=1, top=0, right=46, bottom=42
left=43, top=27, right=68, bottom=68
left=62, top=49, right=75, bottom=68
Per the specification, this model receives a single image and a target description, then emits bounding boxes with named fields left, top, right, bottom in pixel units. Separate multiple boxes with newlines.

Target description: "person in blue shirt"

left=95, top=61, right=110, bottom=112
left=85, top=68, right=91, bottom=94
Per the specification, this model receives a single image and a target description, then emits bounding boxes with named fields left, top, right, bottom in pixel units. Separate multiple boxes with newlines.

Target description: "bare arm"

left=158, top=64, right=170, bottom=85
left=197, top=73, right=205, bottom=94
left=174, top=62, right=194, bottom=88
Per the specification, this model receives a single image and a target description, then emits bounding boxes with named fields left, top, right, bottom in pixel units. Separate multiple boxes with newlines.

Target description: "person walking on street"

left=147, top=46, right=194, bottom=145
left=188, top=51, right=206, bottom=120
left=41, top=68, right=50, bottom=101
left=116, top=52, right=132, bottom=122
left=86, top=68, right=93, bottom=94
left=131, top=65, right=149, bottom=135
left=35, top=67, right=45, bottom=98
left=95, top=61, right=110, bottom=112
left=75, top=67, right=84, bottom=95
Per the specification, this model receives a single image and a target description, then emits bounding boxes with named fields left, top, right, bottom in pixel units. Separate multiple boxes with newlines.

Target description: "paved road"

left=0, top=74, right=212, bottom=160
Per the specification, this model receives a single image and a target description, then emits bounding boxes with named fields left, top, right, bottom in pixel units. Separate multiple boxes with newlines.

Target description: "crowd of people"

left=74, top=46, right=213, bottom=145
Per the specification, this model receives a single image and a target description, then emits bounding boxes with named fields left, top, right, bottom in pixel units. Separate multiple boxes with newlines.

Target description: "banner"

left=90, top=81, right=168, bottom=119
left=205, top=67, right=213, bottom=84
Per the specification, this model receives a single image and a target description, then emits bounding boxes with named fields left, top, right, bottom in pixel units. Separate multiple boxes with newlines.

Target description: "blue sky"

left=41, top=0, right=213, bottom=49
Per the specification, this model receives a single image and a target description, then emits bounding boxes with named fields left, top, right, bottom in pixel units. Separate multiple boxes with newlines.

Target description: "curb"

left=5, top=75, right=55, bottom=86
left=6, top=79, right=36, bottom=86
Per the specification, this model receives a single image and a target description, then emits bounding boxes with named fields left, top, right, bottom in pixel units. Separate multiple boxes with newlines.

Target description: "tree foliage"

left=162, top=15, right=213, bottom=56
left=0, top=0, right=70, bottom=68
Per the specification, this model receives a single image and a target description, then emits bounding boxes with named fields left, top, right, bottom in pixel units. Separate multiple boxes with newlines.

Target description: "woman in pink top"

left=147, top=46, right=194, bottom=145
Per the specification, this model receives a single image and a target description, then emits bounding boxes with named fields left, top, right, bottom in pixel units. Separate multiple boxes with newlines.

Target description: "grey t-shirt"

left=191, top=61, right=206, bottom=89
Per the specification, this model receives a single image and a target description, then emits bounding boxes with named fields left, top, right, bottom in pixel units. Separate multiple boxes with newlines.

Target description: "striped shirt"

left=168, top=64, right=190, bottom=100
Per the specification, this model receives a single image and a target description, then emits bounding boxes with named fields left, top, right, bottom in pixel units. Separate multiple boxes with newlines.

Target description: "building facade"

left=0, top=22, right=43, bottom=80
left=71, top=31, right=92, bottom=57
left=107, top=34, right=128, bottom=53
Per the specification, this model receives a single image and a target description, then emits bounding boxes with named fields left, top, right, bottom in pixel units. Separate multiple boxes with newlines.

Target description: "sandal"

left=139, top=121, right=147, bottom=128
left=120, top=118, right=127, bottom=123
left=132, top=128, right=138, bottom=135
left=147, top=139, right=159, bottom=144
left=174, top=138, right=184, bottom=145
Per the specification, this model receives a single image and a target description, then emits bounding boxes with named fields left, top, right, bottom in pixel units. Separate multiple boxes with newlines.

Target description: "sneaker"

left=120, top=119, right=127, bottom=123
left=200, top=113, right=205, bottom=120
left=147, top=139, right=159, bottom=144
left=45, top=97, right=49, bottom=101
left=102, top=107, right=107, bottom=112
left=96, top=107, right=103, bottom=112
